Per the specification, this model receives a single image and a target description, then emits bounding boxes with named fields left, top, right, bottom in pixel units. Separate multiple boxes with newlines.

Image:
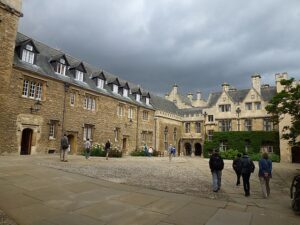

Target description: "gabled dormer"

left=132, top=87, right=142, bottom=102
left=120, top=82, right=130, bottom=97
left=142, top=92, right=151, bottom=105
left=92, top=71, right=106, bottom=89
left=107, top=77, right=120, bottom=94
left=69, top=62, right=87, bottom=82
left=50, top=54, right=70, bottom=76
left=16, top=39, right=39, bottom=65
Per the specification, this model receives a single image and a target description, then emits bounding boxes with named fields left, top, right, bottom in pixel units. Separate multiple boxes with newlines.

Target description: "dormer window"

left=75, top=70, right=84, bottom=82
left=55, top=58, right=67, bottom=75
left=136, top=94, right=141, bottom=102
left=123, top=88, right=128, bottom=97
left=97, top=78, right=104, bottom=89
left=146, top=97, right=150, bottom=105
left=21, top=44, right=35, bottom=64
left=113, top=84, right=118, bottom=93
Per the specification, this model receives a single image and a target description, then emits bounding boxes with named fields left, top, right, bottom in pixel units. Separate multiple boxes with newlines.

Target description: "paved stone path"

left=0, top=155, right=299, bottom=225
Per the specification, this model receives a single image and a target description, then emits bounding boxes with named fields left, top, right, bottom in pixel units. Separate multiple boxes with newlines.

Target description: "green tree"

left=266, top=78, right=300, bottom=146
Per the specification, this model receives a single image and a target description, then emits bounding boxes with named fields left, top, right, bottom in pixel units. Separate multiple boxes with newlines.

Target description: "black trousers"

left=235, top=171, right=241, bottom=185
left=242, top=173, right=251, bottom=195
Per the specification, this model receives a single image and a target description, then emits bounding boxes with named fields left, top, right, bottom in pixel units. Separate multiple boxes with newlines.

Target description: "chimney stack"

left=187, top=93, right=193, bottom=101
left=222, top=82, right=230, bottom=92
left=196, top=91, right=201, bottom=100
left=251, top=73, right=261, bottom=94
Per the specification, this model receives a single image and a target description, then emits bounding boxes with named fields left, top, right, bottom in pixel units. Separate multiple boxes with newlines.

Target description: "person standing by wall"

left=60, top=134, right=69, bottom=162
left=84, top=138, right=91, bottom=160
left=144, top=143, right=148, bottom=156
left=168, top=144, right=173, bottom=161
left=105, top=139, right=111, bottom=160
left=232, top=153, right=242, bottom=186
left=258, top=152, right=272, bottom=198
left=209, top=149, right=224, bottom=192
left=148, top=146, right=153, bottom=157
left=241, top=152, right=255, bottom=197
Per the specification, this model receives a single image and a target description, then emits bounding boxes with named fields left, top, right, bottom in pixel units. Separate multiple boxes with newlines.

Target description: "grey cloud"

left=19, top=0, right=300, bottom=98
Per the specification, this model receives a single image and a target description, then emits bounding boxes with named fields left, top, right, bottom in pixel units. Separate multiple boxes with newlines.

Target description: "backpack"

left=211, top=155, right=224, bottom=170
left=242, top=157, right=255, bottom=174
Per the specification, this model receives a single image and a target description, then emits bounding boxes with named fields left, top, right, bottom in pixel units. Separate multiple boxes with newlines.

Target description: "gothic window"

left=218, top=120, right=231, bottom=131
left=185, top=122, right=191, bottom=133
left=195, top=122, right=201, bottom=133
left=245, top=102, right=252, bottom=110
left=83, top=124, right=94, bottom=141
left=219, top=104, right=231, bottom=112
left=244, top=119, right=252, bottom=131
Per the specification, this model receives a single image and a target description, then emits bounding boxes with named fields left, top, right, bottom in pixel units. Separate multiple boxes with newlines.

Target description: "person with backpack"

left=60, top=134, right=69, bottom=162
left=241, top=152, right=255, bottom=196
left=84, top=138, right=91, bottom=160
left=258, top=152, right=272, bottom=198
left=209, top=149, right=224, bottom=192
left=232, top=153, right=242, bottom=186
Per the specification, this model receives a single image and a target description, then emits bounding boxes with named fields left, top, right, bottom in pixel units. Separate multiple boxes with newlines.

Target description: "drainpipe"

left=61, top=82, right=69, bottom=134
left=136, top=106, right=140, bottom=151
left=154, top=117, right=157, bottom=151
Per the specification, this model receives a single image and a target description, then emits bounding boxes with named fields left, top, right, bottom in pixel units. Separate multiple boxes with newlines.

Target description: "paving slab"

left=74, top=200, right=138, bottom=221
left=6, top=204, right=63, bottom=225
left=144, top=197, right=190, bottom=215
left=42, top=213, right=105, bottom=225
left=206, top=208, right=252, bottom=225
left=0, top=192, right=41, bottom=212
left=115, top=192, right=161, bottom=207
left=162, top=202, right=218, bottom=225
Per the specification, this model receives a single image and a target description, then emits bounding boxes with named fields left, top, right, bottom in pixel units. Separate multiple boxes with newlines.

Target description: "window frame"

left=195, top=122, right=201, bottom=133
left=245, top=102, right=252, bottom=110
left=244, top=119, right=252, bottom=131
left=218, top=120, right=231, bottom=131
left=219, top=104, right=231, bottom=112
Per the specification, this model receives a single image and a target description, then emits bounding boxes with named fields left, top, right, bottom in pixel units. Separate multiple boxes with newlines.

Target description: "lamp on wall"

left=30, top=100, right=42, bottom=113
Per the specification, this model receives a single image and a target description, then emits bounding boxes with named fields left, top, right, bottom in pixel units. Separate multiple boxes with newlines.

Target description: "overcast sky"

left=19, top=0, right=300, bottom=98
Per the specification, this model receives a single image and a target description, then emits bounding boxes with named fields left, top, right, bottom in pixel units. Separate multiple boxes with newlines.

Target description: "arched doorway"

left=292, top=146, right=300, bottom=163
left=67, top=134, right=76, bottom=154
left=195, top=143, right=202, bottom=156
left=185, top=143, right=192, bottom=156
left=21, top=128, right=33, bottom=155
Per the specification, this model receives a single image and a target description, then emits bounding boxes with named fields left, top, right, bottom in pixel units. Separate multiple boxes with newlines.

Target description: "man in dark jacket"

left=232, top=153, right=242, bottom=186
left=241, top=152, right=255, bottom=196
left=105, top=139, right=111, bottom=160
left=60, top=134, right=69, bottom=162
left=209, top=149, right=224, bottom=192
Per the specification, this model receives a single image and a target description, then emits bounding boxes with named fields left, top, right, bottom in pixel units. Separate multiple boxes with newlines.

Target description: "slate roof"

left=14, top=32, right=277, bottom=116
left=14, top=32, right=155, bottom=110
left=207, top=87, right=276, bottom=107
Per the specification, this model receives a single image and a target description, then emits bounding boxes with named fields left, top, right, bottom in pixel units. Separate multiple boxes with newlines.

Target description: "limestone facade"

left=0, top=0, right=297, bottom=162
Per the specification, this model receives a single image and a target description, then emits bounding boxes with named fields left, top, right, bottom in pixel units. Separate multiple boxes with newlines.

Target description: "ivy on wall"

left=203, top=131, right=279, bottom=157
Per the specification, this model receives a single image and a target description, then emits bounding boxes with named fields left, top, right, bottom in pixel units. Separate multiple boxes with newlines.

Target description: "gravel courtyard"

left=34, top=155, right=299, bottom=201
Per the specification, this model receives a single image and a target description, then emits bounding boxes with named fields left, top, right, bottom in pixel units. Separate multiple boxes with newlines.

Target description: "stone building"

left=0, top=0, right=298, bottom=162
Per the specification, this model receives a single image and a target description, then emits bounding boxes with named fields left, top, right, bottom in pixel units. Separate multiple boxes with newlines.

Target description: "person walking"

left=148, top=146, right=153, bottom=157
left=144, top=144, right=148, bottom=156
left=258, top=152, right=272, bottom=198
left=168, top=144, right=173, bottom=161
left=209, top=149, right=224, bottom=192
left=60, top=134, right=69, bottom=162
left=84, top=138, right=91, bottom=159
left=105, top=139, right=111, bottom=160
left=241, top=152, right=255, bottom=196
left=232, top=153, right=242, bottom=186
